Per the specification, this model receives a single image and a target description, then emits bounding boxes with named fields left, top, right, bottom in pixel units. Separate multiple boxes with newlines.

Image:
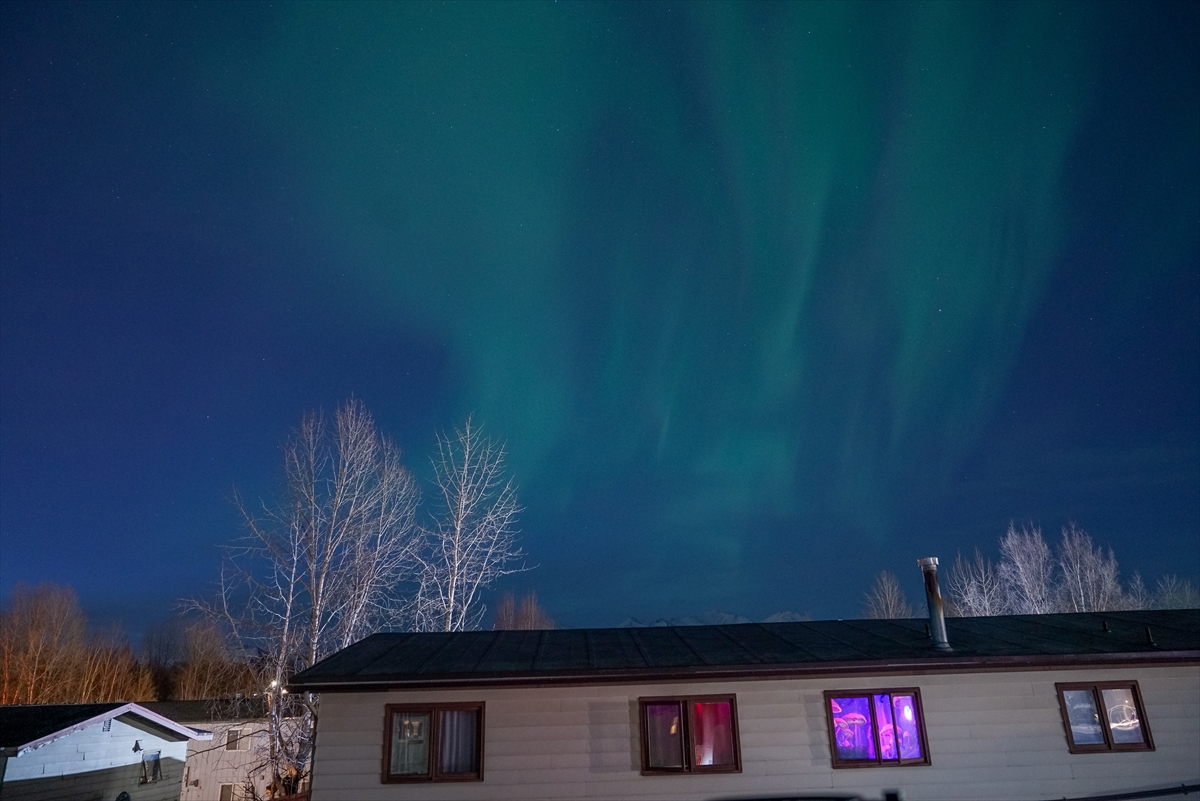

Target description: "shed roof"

left=0, top=702, right=213, bottom=757
left=141, top=698, right=269, bottom=724
left=289, top=609, right=1200, bottom=692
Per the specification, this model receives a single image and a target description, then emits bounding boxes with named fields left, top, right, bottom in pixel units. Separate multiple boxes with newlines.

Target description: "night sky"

left=2, top=1, right=1197, bottom=636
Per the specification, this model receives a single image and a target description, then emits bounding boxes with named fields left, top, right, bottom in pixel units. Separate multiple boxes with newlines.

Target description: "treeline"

left=1, top=581, right=553, bottom=707
left=0, top=583, right=256, bottom=705
left=1, top=583, right=154, bottom=704
left=863, top=523, right=1199, bottom=619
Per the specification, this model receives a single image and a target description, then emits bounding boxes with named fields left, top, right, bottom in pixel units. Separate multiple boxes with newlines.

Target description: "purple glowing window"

left=826, top=689, right=929, bottom=768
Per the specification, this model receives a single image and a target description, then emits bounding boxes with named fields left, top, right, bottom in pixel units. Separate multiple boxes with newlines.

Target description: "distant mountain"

left=620, top=609, right=810, bottom=627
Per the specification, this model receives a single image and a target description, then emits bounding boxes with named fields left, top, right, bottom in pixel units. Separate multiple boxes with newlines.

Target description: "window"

left=824, top=689, right=930, bottom=768
left=226, top=728, right=250, bottom=751
left=218, top=785, right=235, bottom=801
left=140, top=750, right=162, bottom=783
left=1055, top=681, right=1154, bottom=753
left=383, top=703, right=484, bottom=783
left=638, top=695, right=741, bottom=774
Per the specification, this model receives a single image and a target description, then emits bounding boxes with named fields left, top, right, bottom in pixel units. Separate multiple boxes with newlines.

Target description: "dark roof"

left=0, top=703, right=125, bottom=749
left=141, top=698, right=269, bottom=724
left=290, top=609, right=1200, bottom=692
left=0, top=702, right=211, bottom=755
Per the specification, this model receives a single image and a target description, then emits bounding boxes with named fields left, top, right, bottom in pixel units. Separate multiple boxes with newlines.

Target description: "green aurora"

left=226, top=3, right=1115, bottom=614
left=2, top=0, right=1195, bottom=624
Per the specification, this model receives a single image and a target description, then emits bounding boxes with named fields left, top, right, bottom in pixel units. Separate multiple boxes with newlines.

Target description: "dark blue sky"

left=2, top=1, right=1197, bottom=635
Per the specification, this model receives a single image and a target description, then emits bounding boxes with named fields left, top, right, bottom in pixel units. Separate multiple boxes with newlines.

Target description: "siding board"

left=309, top=664, right=1200, bottom=801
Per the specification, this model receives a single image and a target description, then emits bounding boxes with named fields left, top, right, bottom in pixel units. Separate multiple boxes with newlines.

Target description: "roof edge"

left=15, top=703, right=214, bottom=756
left=289, top=649, right=1200, bottom=693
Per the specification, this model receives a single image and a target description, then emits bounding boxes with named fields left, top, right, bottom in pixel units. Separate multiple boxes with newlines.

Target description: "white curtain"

left=438, top=710, right=479, bottom=774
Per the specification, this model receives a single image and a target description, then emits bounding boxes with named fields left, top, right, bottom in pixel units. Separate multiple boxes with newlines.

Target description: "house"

left=290, top=575, right=1199, bottom=801
left=291, top=602, right=1199, bottom=801
left=142, top=699, right=271, bottom=801
left=0, top=701, right=213, bottom=801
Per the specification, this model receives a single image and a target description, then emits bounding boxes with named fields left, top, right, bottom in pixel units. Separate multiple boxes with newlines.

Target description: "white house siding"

left=1, top=715, right=190, bottom=801
left=308, top=664, right=1199, bottom=801
left=177, top=720, right=270, bottom=801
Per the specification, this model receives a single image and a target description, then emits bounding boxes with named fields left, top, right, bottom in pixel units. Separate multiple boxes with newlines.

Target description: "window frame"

left=823, top=688, right=931, bottom=769
left=1055, top=681, right=1154, bottom=754
left=225, top=727, right=249, bottom=751
left=382, top=702, right=485, bottom=784
left=637, top=694, right=742, bottom=776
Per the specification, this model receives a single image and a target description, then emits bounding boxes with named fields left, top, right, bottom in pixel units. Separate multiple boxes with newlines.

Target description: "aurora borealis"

left=2, top=1, right=1197, bottom=631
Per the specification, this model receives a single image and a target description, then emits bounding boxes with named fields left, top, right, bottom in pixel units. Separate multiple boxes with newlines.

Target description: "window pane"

left=891, top=694, right=923, bottom=760
left=1101, top=688, right=1145, bottom=745
left=390, top=711, right=431, bottom=775
left=142, top=751, right=162, bottom=783
left=438, top=709, right=480, bottom=774
left=219, top=785, right=234, bottom=801
left=1062, top=690, right=1105, bottom=745
left=830, top=696, right=876, bottom=761
left=691, top=701, right=736, bottom=767
left=645, top=702, right=684, bottom=769
left=873, top=694, right=897, bottom=760
left=226, top=729, right=241, bottom=751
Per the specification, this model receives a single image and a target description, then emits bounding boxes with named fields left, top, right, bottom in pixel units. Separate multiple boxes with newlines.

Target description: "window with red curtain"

left=639, top=695, right=740, bottom=774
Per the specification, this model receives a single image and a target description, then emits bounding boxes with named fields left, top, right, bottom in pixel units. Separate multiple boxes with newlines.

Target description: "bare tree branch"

left=494, top=591, right=555, bottom=630
left=415, top=417, right=527, bottom=632
left=1056, top=523, right=1125, bottom=612
left=1154, top=575, right=1200, bottom=609
left=862, top=571, right=914, bottom=619
left=997, top=523, right=1056, bottom=614
left=191, top=399, right=421, bottom=789
left=947, top=549, right=1007, bottom=617
left=0, top=583, right=154, bottom=704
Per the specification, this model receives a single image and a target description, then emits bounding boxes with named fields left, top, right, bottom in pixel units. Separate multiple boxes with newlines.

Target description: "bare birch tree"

left=1153, top=575, right=1200, bottom=609
left=942, top=522, right=1177, bottom=616
left=494, top=591, right=555, bottom=630
left=415, top=417, right=525, bottom=632
left=997, top=523, right=1057, bottom=613
left=195, top=399, right=420, bottom=790
left=862, top=571, right=915, bottom=619
left=1056, top=523, right=1125, bottom=612
left=946, top=549, right=1007, bottom=617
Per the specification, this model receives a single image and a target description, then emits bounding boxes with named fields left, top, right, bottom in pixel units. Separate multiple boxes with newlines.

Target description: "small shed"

left=0, top=701, right=212, bottom=801
left=142, top=699, right=270, bottom=801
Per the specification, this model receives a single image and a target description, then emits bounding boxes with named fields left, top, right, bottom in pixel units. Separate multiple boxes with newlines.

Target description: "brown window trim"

left=382, top=702, right=485, bottom=783
left=1055, top=681, right=1154, bottom=754
left=638, top=694, right=742, bottom=776
left=823, top=688, right=931, bottom=769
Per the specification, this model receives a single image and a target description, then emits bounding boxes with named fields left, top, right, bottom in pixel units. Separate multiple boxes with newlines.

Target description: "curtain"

left=438, top=709, right=479, bottom=774
left=645, top=702, right=684, bottom=768
left=691, top=701, right=735, bottom=767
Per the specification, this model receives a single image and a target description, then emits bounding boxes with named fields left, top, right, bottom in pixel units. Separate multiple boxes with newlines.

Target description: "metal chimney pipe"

left=918, top=557, right=952, bottom=651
